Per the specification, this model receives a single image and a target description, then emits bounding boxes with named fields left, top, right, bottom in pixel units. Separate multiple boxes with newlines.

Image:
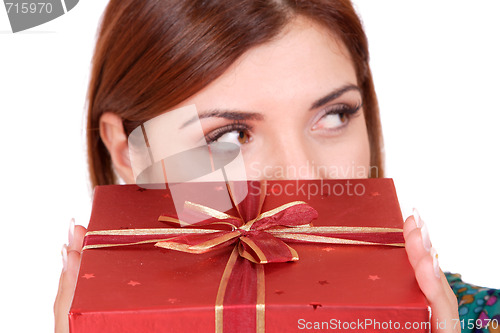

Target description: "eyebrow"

left=180, top=110, right=264, bottom=129
left=179, top=84, right=360, bottom=129
left=309, top=84, right=361, bottom=110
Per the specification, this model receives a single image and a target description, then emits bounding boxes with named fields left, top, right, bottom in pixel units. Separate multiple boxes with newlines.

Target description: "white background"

left=0, top=1, right=498, bottom=331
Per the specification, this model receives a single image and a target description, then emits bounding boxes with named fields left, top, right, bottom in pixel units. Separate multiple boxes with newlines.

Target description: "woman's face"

left=121, top=17, right=371, bottom=183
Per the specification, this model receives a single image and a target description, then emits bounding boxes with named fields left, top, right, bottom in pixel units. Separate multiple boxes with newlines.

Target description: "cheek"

left=245, top=159, right=266, bottom=180
left=240, top=137, right=371, bottom=180
left=350, top=123, right=371, bottom=178
left=313, top=117, right=371, bottom=179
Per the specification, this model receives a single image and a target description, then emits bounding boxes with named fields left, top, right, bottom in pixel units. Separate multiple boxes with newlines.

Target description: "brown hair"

left=87, top=0, right=384, bottom=189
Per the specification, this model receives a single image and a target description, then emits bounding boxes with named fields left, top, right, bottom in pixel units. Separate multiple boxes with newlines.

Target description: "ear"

left=99, top=112, right=135, bottom=184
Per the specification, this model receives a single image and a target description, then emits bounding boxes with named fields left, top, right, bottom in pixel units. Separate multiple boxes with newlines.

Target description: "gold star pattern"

left=127, top=280, right=141, bottom=286
left=322, top=247, right=335, bottom=252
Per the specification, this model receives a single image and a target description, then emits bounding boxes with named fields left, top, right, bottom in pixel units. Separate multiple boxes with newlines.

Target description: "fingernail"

left=420, top=221, right=432, bottom=252
left=431, top=247, right=440, bottom=278
left=61, top=244, right=68, bottom=272
left=413, top=208, right=422, bottom=228
left=68, top=218, right=75, bottom=245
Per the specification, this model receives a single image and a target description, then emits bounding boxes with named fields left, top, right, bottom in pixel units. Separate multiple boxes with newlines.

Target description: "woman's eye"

left=312, top=112, right=348, bottom=131
left=206, top=127, right=252, bottom=146
left=311, top=103, right=361, bottom=132
left=218, top=130, right=250, bottom=145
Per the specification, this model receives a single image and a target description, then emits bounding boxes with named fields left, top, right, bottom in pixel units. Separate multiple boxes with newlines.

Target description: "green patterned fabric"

left=445, top=272, right=500, bottom=333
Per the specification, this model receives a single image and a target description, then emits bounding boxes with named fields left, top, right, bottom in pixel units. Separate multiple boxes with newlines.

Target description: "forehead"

left=180, top=17, right=357, bottom=111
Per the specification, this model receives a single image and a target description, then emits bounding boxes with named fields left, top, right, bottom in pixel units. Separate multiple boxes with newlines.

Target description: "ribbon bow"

left=156, top=199, right=318, bottom=264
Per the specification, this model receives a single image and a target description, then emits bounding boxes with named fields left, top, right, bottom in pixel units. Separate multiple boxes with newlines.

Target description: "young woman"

left=54, top=0, right=499, bottom=332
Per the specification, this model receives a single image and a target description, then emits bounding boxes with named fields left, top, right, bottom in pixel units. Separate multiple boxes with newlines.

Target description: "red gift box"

left=69, top=179, right=430, bottom=333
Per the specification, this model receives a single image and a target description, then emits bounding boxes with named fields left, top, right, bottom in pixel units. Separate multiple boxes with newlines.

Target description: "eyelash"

left=322, top=102, right=362, bottom=120
left=311, top=102, right=362, bottom=132
left=204, top=122, right=252, bottom=144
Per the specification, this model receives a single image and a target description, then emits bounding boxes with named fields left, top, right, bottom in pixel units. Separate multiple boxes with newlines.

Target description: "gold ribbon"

left=83, top=202, right=403, bottom=255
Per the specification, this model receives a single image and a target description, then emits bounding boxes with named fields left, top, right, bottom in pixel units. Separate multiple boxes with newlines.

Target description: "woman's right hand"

left=54, top=219, right=87, bottom=333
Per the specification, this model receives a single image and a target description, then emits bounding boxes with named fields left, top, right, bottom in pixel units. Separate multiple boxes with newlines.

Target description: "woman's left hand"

left=54, top=219, right=87, bottom=333
left=404, top=210, right=460, bottom=333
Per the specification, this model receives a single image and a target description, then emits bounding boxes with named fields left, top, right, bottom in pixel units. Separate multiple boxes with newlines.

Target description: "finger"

left=404, top=209, right=433, bottom=267
left=54, top=246, right=81, bottom=333
left=403, top=213, right=417, bottom=239
left=414, top=251, right=459, bottom=333
left=69, top=225, right=86, bottom=252
left=68, top=219, right=86, bottom=253
left=404, top=226, right=430, bottom=270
